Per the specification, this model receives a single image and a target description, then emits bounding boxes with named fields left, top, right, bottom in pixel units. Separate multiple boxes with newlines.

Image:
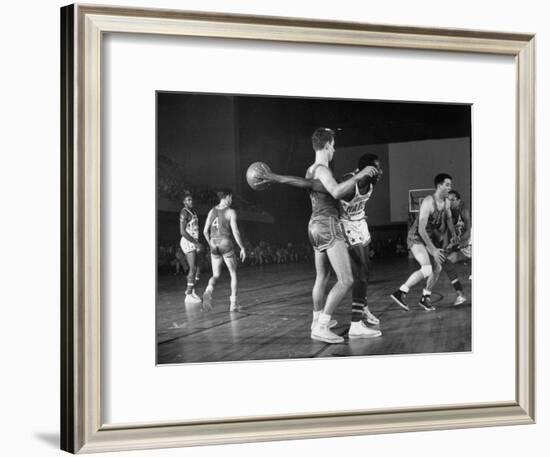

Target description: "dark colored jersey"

left=451, top=202, right=466, bottom=238
left=306, top=164, right=339, bottom=218
left=209, top=206, right=232, bottom=238
left=407, top=195, right=447, bottom=246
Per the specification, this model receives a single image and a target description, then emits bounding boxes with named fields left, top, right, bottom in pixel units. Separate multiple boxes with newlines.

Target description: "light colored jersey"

left=340, top=178, right=374, bottom=246
left=340, top=181, right=373, bottom=221
left=180, top=208, right=199, bottom=241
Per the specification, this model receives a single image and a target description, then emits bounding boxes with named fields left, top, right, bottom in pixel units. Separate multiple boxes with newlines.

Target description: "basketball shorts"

left=180, top=236, right=198, bottom=255
left=209, top=236, right=235, bottom=258
left=308, top=215, right=345, bottom=252
left=341, top=219, right=371, bottom=247
left=407, top=231, right=443, bottom=251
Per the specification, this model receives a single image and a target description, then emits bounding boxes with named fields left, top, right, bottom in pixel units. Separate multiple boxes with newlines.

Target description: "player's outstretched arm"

left=256, top=170, right=326, bottom=192
left=316, top=165, right=378, bottom=200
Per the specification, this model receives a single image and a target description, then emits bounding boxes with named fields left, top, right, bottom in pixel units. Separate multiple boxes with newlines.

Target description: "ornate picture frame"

left=61, top=4, right=535, bottom=453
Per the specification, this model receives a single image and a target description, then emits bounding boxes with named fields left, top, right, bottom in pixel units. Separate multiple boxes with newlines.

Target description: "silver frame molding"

left=61, top=3, right=536, bottom=453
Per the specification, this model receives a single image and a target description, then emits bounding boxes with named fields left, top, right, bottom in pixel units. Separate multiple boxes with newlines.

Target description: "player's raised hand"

left=357, top=165, right=378, bottom=179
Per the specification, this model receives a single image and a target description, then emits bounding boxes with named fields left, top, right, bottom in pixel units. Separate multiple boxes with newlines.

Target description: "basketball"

left=246, top=162, right=272, bottom=191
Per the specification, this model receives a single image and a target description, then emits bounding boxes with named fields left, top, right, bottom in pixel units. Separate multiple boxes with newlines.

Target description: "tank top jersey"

left=306, top=164, right=339, bottom=219
left=209, top=206, right=232, bottom=238
left=409, top=196, right=446, bottom=240
left=339, top=174, right=373, bottom=221
left=179, top=208, right=199, bottom=241
left=451, top=202, right=466, bottom=237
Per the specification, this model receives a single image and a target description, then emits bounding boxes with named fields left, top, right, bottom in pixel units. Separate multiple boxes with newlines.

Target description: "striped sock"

left=185, top=282, right=194, bottom=294
left=351, top=302, right=365, bottom=322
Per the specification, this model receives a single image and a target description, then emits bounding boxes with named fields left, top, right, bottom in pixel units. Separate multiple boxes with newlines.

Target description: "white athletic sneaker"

left=348, top=321, right=382, bottom=339
left=191, top=291, right=201, bottom=301
left=185, top=293, right=201, bottom=304
left=311, top=324, right=344, bottom=344
left=229, top=301, right=241, bottom=312
left=453, top=294, right=467, bottom=306
left=310, top=318, right=338, bottom=331
left=363, top=307, right=380, bottom=325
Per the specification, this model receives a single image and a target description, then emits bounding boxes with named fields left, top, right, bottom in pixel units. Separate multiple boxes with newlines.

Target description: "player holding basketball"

left=254, top=153, right=382, bottom=339
left=202, top=189, right=246, bottom=312
left=390, top=173, right=455, bottom=312
left=179, top=191, right=202, bottom=303
left=255, top=128, right=378, bottom=342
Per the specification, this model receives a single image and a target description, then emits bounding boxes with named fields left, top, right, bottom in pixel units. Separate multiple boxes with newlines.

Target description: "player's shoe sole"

left=418, top=302, right=436, bottom=312
left=390, top=293, right=410, bottom=311
left=348, top=326, right=382, bottom=339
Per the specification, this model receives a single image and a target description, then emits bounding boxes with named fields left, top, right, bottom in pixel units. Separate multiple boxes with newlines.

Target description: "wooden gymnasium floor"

left=156, top=257, right=471, bottom=364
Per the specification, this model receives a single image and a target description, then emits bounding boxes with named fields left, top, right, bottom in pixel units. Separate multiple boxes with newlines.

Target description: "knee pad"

left=420, top=265, right=433, bottom=278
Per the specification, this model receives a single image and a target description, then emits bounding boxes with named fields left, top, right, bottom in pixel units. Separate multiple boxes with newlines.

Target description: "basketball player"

left=257, top=128, right=379, bottom=342
left=255, top=153, right=382, bottom=339
left=202, top=189, right=246, bottom=312
left=390, top=173, right=455, bottom=312
left=339, top=153, right=382, bottom=335
left=443, top=190, right=471, bottom=305
left=179, top=192, right=202, bottom=303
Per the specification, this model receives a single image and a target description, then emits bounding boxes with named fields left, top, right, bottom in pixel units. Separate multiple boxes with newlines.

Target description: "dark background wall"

left=157, top=92, right=471, bottom=246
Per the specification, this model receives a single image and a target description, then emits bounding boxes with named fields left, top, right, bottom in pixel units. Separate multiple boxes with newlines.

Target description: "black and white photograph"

left=156, top=92, right=472, bottom=364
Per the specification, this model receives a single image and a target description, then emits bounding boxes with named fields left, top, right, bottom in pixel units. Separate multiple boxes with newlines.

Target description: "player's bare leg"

left=311, top=240, right=352, bottom=344
left=311, top=252, right=336, bottom=330
left=445, top=252, right=468, bottom=305
left=202, top=256, right=223, bottom=312
left=391, top=244, right=433, bottom=311
left=419, top=259, right=441, bottom=311
left=224, top=254, right=240, bottom=311
left=184, top=251, right=201, bottom=303
left=348, top=245, right=381, bottom=338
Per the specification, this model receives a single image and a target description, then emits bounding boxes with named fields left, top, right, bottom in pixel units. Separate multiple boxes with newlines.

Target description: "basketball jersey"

left=409, top=196, right=446, bottom=240
left=451, top=202, right=466, bottom=237
left=339, top=175, right=373, bottom=221
left=210, top=207, right=232, bottom=238
left=180, top=208, right=199, bottom=241
left=306, top=164, right=339, bottom=218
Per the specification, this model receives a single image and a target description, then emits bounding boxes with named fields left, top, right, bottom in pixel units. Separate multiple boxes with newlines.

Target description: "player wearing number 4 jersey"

left=202, top=189, right=246, bottom=312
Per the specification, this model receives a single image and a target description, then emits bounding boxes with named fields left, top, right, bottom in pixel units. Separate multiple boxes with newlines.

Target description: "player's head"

left=434, top=173, right=452, bottom=197
left=182, top=191, right=193, bottom=209
left=312, top=127, right=335, bottom=160
left=217, top=189, right=233, bottom=206
left=357, top=153, right=383, bottom=183
left=447, top=190, right=461, bottom=209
